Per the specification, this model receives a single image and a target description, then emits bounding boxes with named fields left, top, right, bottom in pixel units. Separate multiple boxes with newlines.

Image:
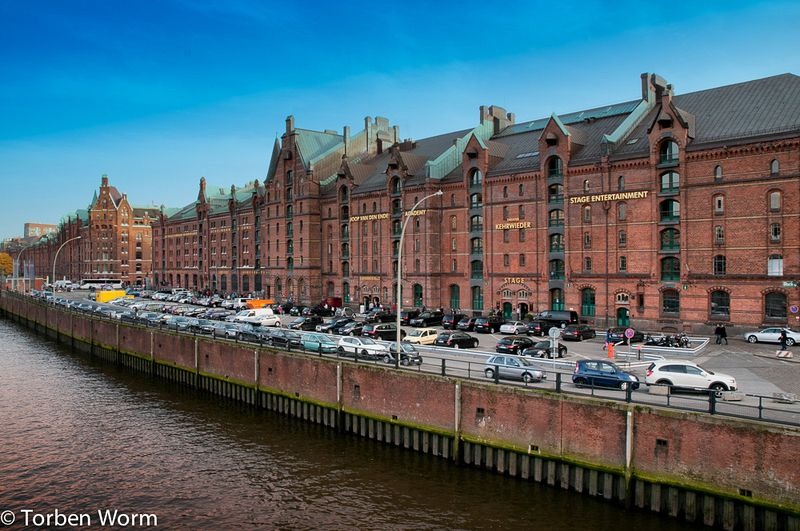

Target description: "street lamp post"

left=14, top=245, right=31, bottom=293
left=52, top=236, right=81, bottom=287
left=395, top=190, right=442, bottom=368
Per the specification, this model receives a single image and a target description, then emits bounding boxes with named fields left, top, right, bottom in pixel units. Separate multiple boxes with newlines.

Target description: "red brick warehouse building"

left=152, top=72, right=800, bottom=332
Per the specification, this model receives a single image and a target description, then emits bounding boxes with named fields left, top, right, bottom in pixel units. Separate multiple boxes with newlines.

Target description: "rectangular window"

left=518, top=229, right=525, bottom=242
left=714, top=196, right=725, bottom=215
left=519, top=205, right=525, bottom=219
left=451, top=237, right=457, bottom=251
left=519, top=254, right=525, bottom=266
left=618, top=231, right=627, bottom=248
left=768, top=256, right=783, bottom=276
left=619, top=256, right=627, bottom=272
left=503, top=230, right=509, bottom=243
left=583, top=233, right=591, bottom=250
left=451, top=259, right=457, bottom=272
left=770, top=223, right=781, bottom=242
left=503, top=254, right=509, bottom=266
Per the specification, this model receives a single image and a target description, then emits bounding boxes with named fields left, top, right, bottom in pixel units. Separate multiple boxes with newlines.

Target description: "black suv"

left=400, top=309, right=421, bottom=326
left=474, top=315, right=504, bottom=333
left=365, top=310, right=397, bottom=323
left=409, top=310, right=444, bottom=327
left=442, top=313, right=467, bottom=330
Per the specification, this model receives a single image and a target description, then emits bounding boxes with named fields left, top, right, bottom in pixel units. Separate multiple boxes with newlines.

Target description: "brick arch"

left=706, top=285, right=731, bottom=295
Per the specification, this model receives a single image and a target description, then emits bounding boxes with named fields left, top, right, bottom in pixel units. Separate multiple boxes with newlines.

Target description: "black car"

left=442, top=313, right=467, bottom=330
left=317, top=317, right=352, bottom=333
left=474, top=315, right=504, bottom=333
left=188, top=318, right=216, bottom=335
left=433, top=331, right=479, bottom=349
left=339, top=321, right=364, bottom=336
left=561, top=324, right=597, bottom=341
left=288, top=305, right=307, bottom=316
left=383, top=342, right=423, bottom=366
left=328, top=318, right=356, bottom=335
left=400, top=309, right=421, bottom=326
left=307, top=305, right=335, bottom=317
left=456, top=317, right=478, bottom=331
left=521, top=340, right=567, bottom=358
left=409, top=310, right=444, bottom=327
left=526, top=320, right=545, bottom=336
left=238, top=323, right=271, bottom=343
left=267, top=329, right=303, bottom=349
left=364, top=310, right=397, bottom=323
left=606, top=327, right=645, bottom=344
left=495, top=335, right=536, bottom=354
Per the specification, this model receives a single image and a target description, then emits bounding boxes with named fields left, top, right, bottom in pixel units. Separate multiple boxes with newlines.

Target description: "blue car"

left=572, top=359, right=640, bottom=391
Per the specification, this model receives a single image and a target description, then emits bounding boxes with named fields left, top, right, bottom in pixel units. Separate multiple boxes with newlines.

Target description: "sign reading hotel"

left=568, top=190, right=649, bottom=204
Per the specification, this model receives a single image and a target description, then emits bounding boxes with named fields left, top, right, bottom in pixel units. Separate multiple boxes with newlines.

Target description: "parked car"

left=316, top=317, right=353, bottom=333
left=339, top=321, right=365, bottom=336
left=456, top=317, right=478, bottom=332
left=742, top=327, right=800, bottom=346
left=328, top=318, right=356, bottom=335
left=288, top=315, right=319, bottom=331
left=474, top=315, right=504, bottom=333
left=361, top=322, right=405, bottom=341
left=561, top=324, right=597, bottom=341
left=336, top=336, right=389, bottom=360
left=266, top=329, right=303, bottom=349
left=535, top=310, right=580, bottom=330
left=495, top=335, right=536, bottom=355
left=409, top=310, right=444, bottom=327
left=188, top=318, right=216, bottom=335
left=525, top=320, right=545, bottom=336
left=572, top=359, right=640, bottom=390
left=499, top=321, right=529, bottom=335
left=521, top=340, right=567, bottom=359
left=237, top=323, right=271, bottom=343
left=403, top=327, right=439, bottom=345
left=645, top=360, right=737, bottom=394
left=289, top=305, right=307, bottom=316
left=363, top=309, right=396, bottom=323
left=383, top=342, right=423, bottom=366
left=300, top=332, right=339, bottom=354
left=442, top=313, right=467, bottom=330
left=606, top=327, right=645, bottom=344
left=484, top=355, right=546, bottom=384
left=212, top=321, right=241, bottom=339
left=433, top=331, right=479, bottom=349
left=400, top=309, right=421, bottom=326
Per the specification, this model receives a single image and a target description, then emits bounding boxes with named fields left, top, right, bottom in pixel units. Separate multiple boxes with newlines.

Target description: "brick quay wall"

left=2, top=291, right=798, bottom=531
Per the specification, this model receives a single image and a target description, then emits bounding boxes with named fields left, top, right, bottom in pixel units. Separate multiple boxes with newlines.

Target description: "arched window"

left=710, top=291, right=730, bottom=319
left=503, top=186, right=508, bottom=198
left=549, top=233, right=564, bottom=252
left=470, top=260, right=483, bottom=280
left=618, top=202, right=627, bottom=221
left=550, top=288, right=564, bottom=310
left=769, top=191, right=781, bottom=212
left=583, top=179, right=590, bottom=193
left=583, top=257, right=592, bottom=272
left=582, top=205, right=592, bottom=223
left=660, top=199, right=680, bottom=222
left=659, top=140, right=679, bottom=163
left=661, top=228, right=680, bottom=251
left=342, top=282, right=350, bottom=303
left=548, top=183, right=563, bottom=203
left=770, top=159, right=780, bottom=175
left=470, top=169, right=483, bottom=187
left=765, top=292, right=787, bottom=320
left=339, top=186, right=349, bottom=202
left=327, top=282, right=335, bottom=297
left=549, top=259, right=564, bottom=280
left=392, top=199, right=401, bottom=215
left=618, top=175, right=625, bottom=191
left=714, top=165, right=723, bottom=181
left=660, top=171, right=680, bottom=192
left=581, top=288, right=596, bottom=317
left=768, top=254, right=783, bottom=276
left=713, top=255, right=726, bottom=275
left=470, top=215, right=483, bottom=232
left=471, top=285, right=484, bottom=311
left=549, top=209, right=564, bottom=226
left=287, top=239, right=294, bottom=254
left=518, top=184, right=524, bottom=197
left=470, top=238, right=483, bottom=253
left=770, top=223, right=781, bottom=243
left=618, top=230, right=627, bottom=248
left=661, top=289, right=680, bottom=315
left=342, top=261, right=349, bottom=277
left=413, top=284, right=423, bottom=307
left=361, top=203, right=367, bottom=214
left=661, top=257, right=680, bottom=281
left=449, top=285, right=460, bottom=311
left=547, top=157, right=563, bottom=178
left=470, top=193, right=483, bottom=208
left=450, top=215, right=457, bottom=231
left=391, top=177, right=401, bottom=194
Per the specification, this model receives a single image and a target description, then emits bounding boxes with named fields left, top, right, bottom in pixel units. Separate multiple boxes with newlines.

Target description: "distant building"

left=13, top=175, right=159, bottom=286
left=149, top=72, right=800, bottom=331
left=23, top=223, right=57, bottom=238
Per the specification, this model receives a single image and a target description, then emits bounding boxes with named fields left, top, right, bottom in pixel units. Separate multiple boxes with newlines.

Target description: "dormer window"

left=545, top=132, right=559, bottom=146
left=659, top=140, right=679, bottom=164
left=547, top=157, right=563, bottom=178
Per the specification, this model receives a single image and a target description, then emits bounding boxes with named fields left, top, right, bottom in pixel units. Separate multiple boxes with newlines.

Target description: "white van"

left=233, top=308, right=281, bottom=327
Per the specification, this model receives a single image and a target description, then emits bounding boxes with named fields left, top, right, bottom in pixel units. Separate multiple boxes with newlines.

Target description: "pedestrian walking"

left=603, top=329, right=613, bottom=350
left=720, top=325, right=728, bottom=345
left=779, top=329, right=788, bottom=351
left=714, top=324, right=724, bottom=345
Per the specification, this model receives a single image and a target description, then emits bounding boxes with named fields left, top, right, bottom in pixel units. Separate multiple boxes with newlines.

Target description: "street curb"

left=752, top=352, right=800, bottom=364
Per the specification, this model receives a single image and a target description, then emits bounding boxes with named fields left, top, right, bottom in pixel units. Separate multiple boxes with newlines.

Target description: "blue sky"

left=1, top=0, right=799, bottom=240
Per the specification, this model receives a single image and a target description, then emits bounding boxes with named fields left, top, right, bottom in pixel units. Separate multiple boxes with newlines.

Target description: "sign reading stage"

left=568, top=190, right=649, bottom=204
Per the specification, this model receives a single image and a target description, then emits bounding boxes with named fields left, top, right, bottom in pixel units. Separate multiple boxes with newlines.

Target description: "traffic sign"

left=624, top=328, right=635, bottom=339
left=791, top=306, right=799, bottom=314
left=548, top=327, right=561, bottom=338
left=783, top=281, right=797, bottom=288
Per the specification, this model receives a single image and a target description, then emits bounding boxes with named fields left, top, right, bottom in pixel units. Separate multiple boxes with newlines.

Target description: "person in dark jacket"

left=719, top=325, right=728, bottom=345
left=714, top=324, right=724, bottom=344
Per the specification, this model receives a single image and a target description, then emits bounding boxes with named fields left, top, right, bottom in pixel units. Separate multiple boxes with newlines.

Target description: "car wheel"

left=559, top=347, right=566, bottom=358
left=619, top=381, right=630, bottom=391
left=710, top=383, right=727, bottom=397
left=454, top=343, right=461, bottom=349
left=747, top=335, right=758, bottom=343
left=361, top=349, right=369, bottom=358
left=337, top=346, right=345, bottom=355
left=574, top=377, right=586, bottom=387
left=349, top=331, right=355, bottom=336
left=787, top=338, right=796, bottom=347
left=473, top=340, right=479, bottom=348
left=484, top=368, right=495, bottom=379
left=522, top=372, right=533, bottom=384
left=656, top=379, right=672, bottom=387
left=401, top=358, right=409, bottom=366
left=383, top=354, right=391, bottom=364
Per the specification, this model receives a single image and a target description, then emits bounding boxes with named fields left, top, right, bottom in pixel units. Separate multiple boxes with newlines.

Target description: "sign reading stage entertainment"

left=568, top=190, right=649, bottom=204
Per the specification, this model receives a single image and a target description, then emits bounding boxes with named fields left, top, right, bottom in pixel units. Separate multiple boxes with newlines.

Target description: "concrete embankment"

left=2, top=291, right=798, bottom=531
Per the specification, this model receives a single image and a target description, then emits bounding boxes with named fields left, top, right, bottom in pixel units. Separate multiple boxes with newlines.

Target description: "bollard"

left=555, top=372, right=561, bottom=392
left=441, top=358, right=446, bottom=376
left=607, top=342, right=615, bottom=359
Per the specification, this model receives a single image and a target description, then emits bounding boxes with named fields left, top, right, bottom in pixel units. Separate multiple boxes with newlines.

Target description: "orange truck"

left=246, top=299, right=275, bottom=309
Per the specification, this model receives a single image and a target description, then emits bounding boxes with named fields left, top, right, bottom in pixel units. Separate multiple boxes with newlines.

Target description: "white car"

left=645, top=360, right=737, bottom=394
left=742, top=327, right=800, bottom=346
left=403, top=327, right=439, bottom=345
left=499, top=321, right=529, bottom=335
left=337, top=336, right=388, bottom=360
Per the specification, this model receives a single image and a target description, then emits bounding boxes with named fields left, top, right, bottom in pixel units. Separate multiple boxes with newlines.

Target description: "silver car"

left=484, top=355, right=546, bottom=384
left=742, top=327, right=800, bottom=346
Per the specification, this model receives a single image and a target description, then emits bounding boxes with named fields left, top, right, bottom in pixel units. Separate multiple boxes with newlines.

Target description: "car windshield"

left=359, top=338, right=377, bottom=345
left=407, top=329, right=427, bottom=337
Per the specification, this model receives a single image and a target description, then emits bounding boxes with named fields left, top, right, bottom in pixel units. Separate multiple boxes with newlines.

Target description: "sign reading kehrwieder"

left=568, top=190, right=650, bottom=204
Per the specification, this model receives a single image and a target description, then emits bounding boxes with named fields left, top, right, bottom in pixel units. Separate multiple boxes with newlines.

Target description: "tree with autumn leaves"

left=0, top=252, right=12, bottom=277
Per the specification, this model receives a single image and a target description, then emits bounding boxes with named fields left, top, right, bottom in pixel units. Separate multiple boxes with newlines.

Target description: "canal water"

left=0, top=319, right=705, bottom=530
